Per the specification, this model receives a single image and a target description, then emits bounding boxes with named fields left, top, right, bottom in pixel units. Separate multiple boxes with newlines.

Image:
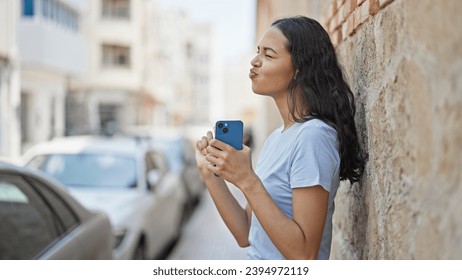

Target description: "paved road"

left=167, top=184, right=248, bottom=260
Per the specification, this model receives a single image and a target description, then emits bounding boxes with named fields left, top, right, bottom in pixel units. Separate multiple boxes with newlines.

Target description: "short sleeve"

left=289, top=125, right=339, bottom=192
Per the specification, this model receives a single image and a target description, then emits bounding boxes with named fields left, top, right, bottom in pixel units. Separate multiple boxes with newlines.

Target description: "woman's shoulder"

left=297, top=118, right=336, bottom=135
left=293, top=119, right=338, bottom=148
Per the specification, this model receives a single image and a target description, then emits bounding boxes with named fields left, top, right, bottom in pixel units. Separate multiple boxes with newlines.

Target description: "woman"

left=195, top=16, right=364, bottom=260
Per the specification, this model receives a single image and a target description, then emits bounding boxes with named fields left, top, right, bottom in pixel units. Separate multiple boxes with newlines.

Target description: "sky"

left=155, top=0, right=257, bottom=63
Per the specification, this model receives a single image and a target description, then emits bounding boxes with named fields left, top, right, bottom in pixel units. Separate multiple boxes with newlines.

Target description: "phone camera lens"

left=218, top=123, right=224, bottom=129
left=223, top=127, right=229, bottom=133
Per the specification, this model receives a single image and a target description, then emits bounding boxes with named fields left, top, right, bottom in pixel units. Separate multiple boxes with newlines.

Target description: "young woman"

left=195, top=16, right=364, bottom=260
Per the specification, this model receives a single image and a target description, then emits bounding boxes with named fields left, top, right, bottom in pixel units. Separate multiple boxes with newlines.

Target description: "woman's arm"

left=200, top=170, right=252, bottom=247
left=243, top=178, right=328, bottom=259
left=195, top=132, right=251, bottom=247
left=206, top=138, right=329, bottom=259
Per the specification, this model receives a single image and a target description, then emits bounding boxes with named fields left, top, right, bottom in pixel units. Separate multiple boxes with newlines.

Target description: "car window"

left=0, top=175, right=60, bottom=259
left=148, top=151, right=168, bottom=174
left=28, top=154, right=137, bottom=189
left=29, top=178, right=80, bottom=233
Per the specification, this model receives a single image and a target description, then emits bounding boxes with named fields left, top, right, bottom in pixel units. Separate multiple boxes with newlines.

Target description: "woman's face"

left=249, top=27, right=295, bottom=97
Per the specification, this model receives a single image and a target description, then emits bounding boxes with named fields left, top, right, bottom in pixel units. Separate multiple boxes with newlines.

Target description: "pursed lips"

left=249, top=69, right=258, bottom=79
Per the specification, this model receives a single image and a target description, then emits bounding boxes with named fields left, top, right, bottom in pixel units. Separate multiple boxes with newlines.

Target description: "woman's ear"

left=293, top=70, right=299, bottom=80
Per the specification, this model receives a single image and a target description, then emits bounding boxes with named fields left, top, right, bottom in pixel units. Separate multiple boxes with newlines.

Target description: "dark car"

left=0, top=161, right=113, bottom=259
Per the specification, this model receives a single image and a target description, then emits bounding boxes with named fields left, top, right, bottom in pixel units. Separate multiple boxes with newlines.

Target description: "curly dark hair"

left=272, top=16, right=365, bottom=184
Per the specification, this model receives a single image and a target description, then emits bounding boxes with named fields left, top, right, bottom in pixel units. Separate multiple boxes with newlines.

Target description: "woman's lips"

left=249, top=69, right=258, bottom=79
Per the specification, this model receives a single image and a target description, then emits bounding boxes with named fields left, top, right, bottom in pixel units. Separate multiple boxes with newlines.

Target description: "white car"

left=23, top=135, right=187, bottom=259
left=0, top=161, right=113, bottom=259
left=150, top=135, right=205, bottom=214
left=122, top=126, right=206, bottom=219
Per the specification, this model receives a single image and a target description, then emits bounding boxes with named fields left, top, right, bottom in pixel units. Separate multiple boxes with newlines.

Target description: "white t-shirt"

left=247, top=118, right=340, bottom=260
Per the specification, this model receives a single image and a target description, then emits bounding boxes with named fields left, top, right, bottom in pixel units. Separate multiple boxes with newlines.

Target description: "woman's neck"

left=273, top=94, right=294, bottom=130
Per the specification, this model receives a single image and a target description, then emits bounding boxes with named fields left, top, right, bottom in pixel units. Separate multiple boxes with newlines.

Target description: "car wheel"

left=133, top=240, right=147, bottom=260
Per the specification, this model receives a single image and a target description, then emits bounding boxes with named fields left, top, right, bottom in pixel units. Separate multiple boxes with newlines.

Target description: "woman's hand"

left=195, top=131, right=214, bottom=175
left=204, top=138, right=258, bottom=190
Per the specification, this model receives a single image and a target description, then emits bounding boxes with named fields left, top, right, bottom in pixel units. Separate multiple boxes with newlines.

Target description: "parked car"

left=123, top=126, right=206, bottom=218
left=22, top=135, right=187, bottom=259
left=0, top=161, right=113, bottom=260
left=150, top=135, right=205, bottom=213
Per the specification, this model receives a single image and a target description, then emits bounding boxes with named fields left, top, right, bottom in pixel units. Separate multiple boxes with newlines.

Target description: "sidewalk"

left=167, top=185, right=248, bottom=260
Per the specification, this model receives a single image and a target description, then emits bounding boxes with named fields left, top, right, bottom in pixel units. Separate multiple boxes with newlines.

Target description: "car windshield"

left=27, top=154, right=137, bottom=189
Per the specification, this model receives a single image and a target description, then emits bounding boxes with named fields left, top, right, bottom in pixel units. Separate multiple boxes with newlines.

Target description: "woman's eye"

left=265, top=55, right=273, bottom=58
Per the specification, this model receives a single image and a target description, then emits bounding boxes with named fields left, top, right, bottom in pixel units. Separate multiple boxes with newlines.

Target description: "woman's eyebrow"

left=257, top=46, right=278, bottom=54
left=263, top=47, right=278, bottom=54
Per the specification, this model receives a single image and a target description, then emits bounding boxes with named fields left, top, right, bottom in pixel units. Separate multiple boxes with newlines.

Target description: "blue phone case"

left=215, top=120, right=243, bottom=150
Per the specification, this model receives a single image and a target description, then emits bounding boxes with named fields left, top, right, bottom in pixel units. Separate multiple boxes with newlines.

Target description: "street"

left=167, top=184, right=248, bottom=260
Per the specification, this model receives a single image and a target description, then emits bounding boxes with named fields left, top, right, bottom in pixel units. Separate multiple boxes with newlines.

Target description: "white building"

left=186, top=22, right=217, bottom=125
left=149, top=7, right=217, bottom=127
left=64, top=1, right=217, bottom=134
left=18, top=0, right=86, bottom=152
left=68, top=0, right=156, bottom=135
left=0, top=0, right=21, bottom=160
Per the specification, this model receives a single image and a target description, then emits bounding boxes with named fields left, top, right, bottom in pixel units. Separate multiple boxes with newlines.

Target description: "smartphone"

left=215, top=120, right=243, bottom=150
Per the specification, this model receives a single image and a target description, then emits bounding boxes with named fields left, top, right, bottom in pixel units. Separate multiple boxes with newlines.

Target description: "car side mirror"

left=147, top=169, right=162, bottom=190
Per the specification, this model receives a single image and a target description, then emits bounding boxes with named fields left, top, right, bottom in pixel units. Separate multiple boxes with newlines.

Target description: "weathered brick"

left=380, top=0, right=394, bottom=8
left=347, top=14, right=355, bottom=35
left=353, top=8, right=362, bottom=31
left=359, top=0, right=370, bottom=24
left=330, top=0, right=338, bottom=18
left=369, top=0, right=380, bottom=15
left=324, top=18, right=331, bottom=33
left=337, top=3, right=346, bottom=25
left=332, top=10, right=341, bottom=31
left=330, top=29, right=340, bottom=46
left=349, top=0, right=358, bottom=14
left=342, top=21, right=348, bottom=40
left=344, top=0, right=352, bottom=18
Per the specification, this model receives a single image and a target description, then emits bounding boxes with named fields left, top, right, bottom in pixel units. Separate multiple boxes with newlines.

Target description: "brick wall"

left=322, top=0, right=395, bottom=46
left=318, top=0, right=462, bottom=259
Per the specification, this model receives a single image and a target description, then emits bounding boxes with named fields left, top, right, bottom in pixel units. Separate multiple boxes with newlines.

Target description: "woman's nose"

left=251, top=55, right=261, bottom=67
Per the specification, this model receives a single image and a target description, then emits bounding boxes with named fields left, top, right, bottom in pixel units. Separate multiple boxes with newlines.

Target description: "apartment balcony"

left=18, top=11, right=85, bottom=76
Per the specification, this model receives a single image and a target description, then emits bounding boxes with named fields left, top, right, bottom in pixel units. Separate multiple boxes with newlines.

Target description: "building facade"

left=18, top=0, right=86, bottom=151
left=0, top=0, right=21, bottom=160
left=148, top=8, right=216, bottom=127
left=67, top=0, right=216, bottom=134
left=67, top=0, right=151, bottom=135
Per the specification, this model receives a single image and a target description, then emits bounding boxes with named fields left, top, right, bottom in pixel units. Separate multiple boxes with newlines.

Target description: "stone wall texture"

left=325, top=0, right=462, bottom=259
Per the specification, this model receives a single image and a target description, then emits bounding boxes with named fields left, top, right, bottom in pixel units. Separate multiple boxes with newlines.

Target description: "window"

left=30, top=178, right=79, bottom=232
left=102, top=0, right=130, bottom=20
left=42, top=0, right=79, bottom=32
left=99, top=103, right=119, bottom=135
left=22, top=0, right=35, bottom=17
left=42, top=0, right=49, bottom=18
left=0, top=176, right=59, bottom=259
left=102, top=44, right=131, bottom=68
